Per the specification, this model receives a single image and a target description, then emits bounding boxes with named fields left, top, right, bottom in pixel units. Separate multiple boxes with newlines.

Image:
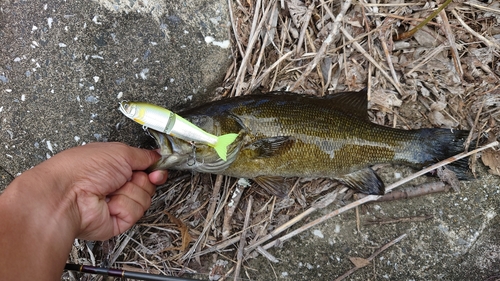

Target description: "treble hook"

left=187, top=142, right=197, bottom=166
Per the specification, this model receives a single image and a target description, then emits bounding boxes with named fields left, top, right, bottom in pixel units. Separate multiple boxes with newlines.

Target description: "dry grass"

left=66, top=0, right=500, bottom=280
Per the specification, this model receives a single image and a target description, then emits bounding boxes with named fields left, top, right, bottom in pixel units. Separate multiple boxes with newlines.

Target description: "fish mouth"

left=147, top=129, right=243, bottom=173
left=147, top=129, right=192, bottom=172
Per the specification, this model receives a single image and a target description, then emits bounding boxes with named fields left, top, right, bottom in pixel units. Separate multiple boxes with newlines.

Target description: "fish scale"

left=221, top=97, right=407, bottom=176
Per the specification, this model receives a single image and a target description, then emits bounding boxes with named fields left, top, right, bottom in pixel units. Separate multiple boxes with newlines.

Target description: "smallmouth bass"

left=147, top=89, right=470, bottom=195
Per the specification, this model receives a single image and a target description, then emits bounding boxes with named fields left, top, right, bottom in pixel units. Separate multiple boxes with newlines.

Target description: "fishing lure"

left=119, top=101, right=238, bottom=161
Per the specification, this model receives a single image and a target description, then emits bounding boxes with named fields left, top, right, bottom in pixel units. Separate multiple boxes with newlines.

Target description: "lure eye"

left=119, top=101, right=135, bottom=115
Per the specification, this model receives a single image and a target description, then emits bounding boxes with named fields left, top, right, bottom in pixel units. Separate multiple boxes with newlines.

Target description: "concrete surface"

left=246, top=165, right=500, bottom=280
left=0, top=0, right=232, bottom=177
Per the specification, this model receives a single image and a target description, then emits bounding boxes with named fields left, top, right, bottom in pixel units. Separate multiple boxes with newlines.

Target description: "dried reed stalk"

left=291, top=0, right=352, bottom=91
left=451, top=9, right=500, bottom=50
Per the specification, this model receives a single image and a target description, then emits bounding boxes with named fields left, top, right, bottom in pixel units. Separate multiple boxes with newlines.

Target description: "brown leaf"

left=209, top=259, right=228, bottom=281
left=287, top=0, right=307, bottom=28
left=348, top=256, right=370, bottom=268
left=164, top=211, right=192, bottom=252
left=428, top=110, right=458, bottom=128
left=481, top=149, right=500, bottom=176
left=370, top=89, right=402, bottom=110
left=430, top=101, right=447, bottom=111
left=437, top=167, right=461, bottom=192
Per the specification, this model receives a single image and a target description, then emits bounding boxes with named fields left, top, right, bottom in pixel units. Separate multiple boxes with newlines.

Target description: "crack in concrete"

left=0, top=166, right=15, bottom=192
left=0, top=166, right=15, bottom=180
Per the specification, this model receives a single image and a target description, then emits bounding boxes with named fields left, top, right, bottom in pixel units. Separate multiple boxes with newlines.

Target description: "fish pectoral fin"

left=336, top=168, right=385, bottom=195
left=247, top=136, right=295, bottom=158
left=253, top=176, right=288, bottom=198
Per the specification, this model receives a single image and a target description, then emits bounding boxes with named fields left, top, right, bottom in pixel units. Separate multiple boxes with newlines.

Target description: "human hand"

left=0, top=142, right=167, bottom=280
left=34, top=142, right=168, bottom=241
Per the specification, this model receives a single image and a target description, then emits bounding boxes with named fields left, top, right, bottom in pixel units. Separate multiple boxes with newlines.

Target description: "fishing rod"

left=64, top=263, right=199, bottom=281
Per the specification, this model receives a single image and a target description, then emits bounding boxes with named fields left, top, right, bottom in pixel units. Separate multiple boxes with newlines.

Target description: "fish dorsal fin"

left=325, top=88, right=369, bottom=120
left=335, top=167, right=385, bottom=195
left=245, top=136, right=295, bottom=158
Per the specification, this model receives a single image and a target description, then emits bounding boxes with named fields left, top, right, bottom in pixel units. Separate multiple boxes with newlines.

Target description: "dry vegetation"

left=66, top=0, right=500, bottom=280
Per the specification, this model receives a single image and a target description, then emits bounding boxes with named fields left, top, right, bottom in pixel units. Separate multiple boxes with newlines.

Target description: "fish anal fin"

left=336, top=168, right=385, bottom=195
left=253, top=176, right=288, bottom=197
left=246, top=136, right=295, bottom=158
left=326, top=88, right=369, bottom=120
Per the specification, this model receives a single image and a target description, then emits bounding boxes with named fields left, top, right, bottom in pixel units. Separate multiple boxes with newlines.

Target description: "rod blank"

left=64, top=263, right=197, bottom=281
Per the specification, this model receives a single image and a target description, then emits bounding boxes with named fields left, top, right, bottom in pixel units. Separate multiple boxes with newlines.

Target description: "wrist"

left=0, top=165, right=80, bottom=279
left=19, top=162, right=81, bottom=237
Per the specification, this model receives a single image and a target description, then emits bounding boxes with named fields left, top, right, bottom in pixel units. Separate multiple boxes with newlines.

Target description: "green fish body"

left=150, top=89, right=469, bottom=195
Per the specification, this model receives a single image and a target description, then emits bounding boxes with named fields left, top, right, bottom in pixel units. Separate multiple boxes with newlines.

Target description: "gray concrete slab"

left=0, top=0, right=232, bottom=176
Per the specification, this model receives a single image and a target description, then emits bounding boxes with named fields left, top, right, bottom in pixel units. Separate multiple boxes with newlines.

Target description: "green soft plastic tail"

left=213, top=133, right=238, bottom=161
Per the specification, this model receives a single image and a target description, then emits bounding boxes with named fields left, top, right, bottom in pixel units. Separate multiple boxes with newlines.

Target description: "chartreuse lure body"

left=119, top=101, right=238, bottom=161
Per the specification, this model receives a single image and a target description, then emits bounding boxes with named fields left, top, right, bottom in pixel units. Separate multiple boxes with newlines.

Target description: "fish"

left=146, top=89, right=471, bottom=196
left=119, top=101, right=238, bottom=161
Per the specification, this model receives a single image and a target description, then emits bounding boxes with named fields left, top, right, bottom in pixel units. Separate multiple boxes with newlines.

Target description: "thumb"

left=122, top=145, right=161, bottom=171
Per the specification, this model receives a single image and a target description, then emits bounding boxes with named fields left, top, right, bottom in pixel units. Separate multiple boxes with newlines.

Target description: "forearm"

left=0, top=166, right=79, bottom=280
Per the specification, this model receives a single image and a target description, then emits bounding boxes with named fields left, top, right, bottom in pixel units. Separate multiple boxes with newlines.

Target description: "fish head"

left=147, top=129, right=244, bottom=173
left=147, top=129, right=192, bottom=171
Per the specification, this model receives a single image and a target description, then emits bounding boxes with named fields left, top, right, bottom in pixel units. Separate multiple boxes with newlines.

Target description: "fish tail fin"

left=419, top=129, right=472, bottom=179
left=213, top=133, right=239, bottom=161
